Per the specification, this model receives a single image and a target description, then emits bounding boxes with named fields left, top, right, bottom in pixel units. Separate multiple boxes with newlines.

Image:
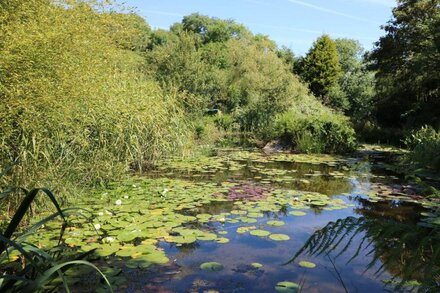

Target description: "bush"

left=193, top=116, right=226, bottom=146
left=0, top=0, right=192, bottom=196
left=404, top=126, right=440, bottom=171
left=271, top=110, right=357, bottom=154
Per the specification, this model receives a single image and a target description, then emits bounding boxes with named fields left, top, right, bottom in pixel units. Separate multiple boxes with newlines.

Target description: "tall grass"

left=0, top=0, right=192, bottom=199
left=0, top=177, right=112, bottom=292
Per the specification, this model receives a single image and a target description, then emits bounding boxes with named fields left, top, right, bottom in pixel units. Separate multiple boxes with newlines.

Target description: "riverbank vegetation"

left=1, top=0, right=440, bottom=290
left=0, top=0, right=438, bottom=199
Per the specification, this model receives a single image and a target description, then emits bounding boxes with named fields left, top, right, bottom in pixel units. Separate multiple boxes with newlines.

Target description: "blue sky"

left=125, top=0, right=396, bottom=55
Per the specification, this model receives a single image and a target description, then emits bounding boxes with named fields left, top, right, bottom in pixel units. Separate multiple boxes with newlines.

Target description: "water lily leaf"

left=141, top=252, right=169, bottom=264
left=251, top=262, right=263, bottom=268
left=249, top=229, right=271, bottom=237
left=239, top=217, right=258, bottom=224
left=196, top=232, right=218, bottom=241
left=164, top=235, right=197, bottom=244
left=247, top=212, right=264, bottom=218
left=267, top=220, right=285, bottom=227
left=200, top=262, right=224, bottom=272
left=215, top=237, right=230, bottom=244
left=269, top=234, right=290, bottom=241
left=289, top=211, right=306, bottom=216
left=126, top=257, right=152, bottom=269
left=236, top=226, right=256, bottom=234
left=275, top=281, right=300, bottom=293
left=115, top=246, right=137, bottom=257
left=298, top=261, right=316, bottom=268
left=95, top=244, right=120, bottom=257
left=117, top=230, right=140, bottom=242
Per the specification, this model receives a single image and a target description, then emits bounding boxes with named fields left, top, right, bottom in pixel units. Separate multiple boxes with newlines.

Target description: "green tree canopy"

left=179, top=13, right=251, bottom=44
left=369, top=0, right=440, bottom=127
left=299, top=35, right=343, bottom=102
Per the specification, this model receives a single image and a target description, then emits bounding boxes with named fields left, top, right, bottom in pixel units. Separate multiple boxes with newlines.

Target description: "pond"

left=28, top=148, right=440, bottom=292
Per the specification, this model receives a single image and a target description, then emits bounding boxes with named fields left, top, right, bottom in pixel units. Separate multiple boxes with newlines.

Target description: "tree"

left=277, top=46, right=295, bottom=71
left=331, top=38, right=376, bottom=119
left=180, top=13, right=250, bottom=44
left=369, top=0, right=440, bottom=128
left=299, top=35, right=343, bottom=104
left=335, top=38, right=363, bottom=73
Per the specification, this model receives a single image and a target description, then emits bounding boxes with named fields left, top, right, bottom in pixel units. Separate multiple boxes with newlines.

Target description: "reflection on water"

left=125, top=151, right=439, bottom=293
left=288, top=214, right=440, bottom=292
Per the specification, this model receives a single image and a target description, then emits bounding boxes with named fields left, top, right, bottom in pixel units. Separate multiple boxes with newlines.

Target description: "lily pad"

left=251, top=262, right=263, bottom=268
left=298, top=261, right=316, bottom=268
left=249, top=229, right=271, bottom=237
left=200, top=262, right=224, bottom=272
left=275, top=281, right=300, bottom=293
left=196, top=232, right=218, bottom=241
left=267, top=220, right=285, bottom=227
left=289, top=211, right=307, bottom=217
left=215, top=237, right=230, bottom=244
left=269, top=234, right=290, bottom=241
left=236, top=226, right=256, bottom=234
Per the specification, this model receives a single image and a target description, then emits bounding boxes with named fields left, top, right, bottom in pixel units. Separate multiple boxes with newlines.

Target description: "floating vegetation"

left=251, top=262, right=263, bottom=268
left=236, top=226, right=257, bottom=234
left=289, top=211, right=307, bottom=216
left=249, top=229, right=271, bottom=237
left=200, top=262, right=224, bottom=272
left=267, top=220, right=285, bottom=227
left=269, top=234, right=291, bottom=241
left=275, top=281, right=300, bottom=293
left=15, top=147, right=437, bottom=292
left=298, top=261, right=316, bottom=268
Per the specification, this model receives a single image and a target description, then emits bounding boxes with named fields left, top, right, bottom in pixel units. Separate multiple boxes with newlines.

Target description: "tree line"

left=0, top=0, right=438, bottom=197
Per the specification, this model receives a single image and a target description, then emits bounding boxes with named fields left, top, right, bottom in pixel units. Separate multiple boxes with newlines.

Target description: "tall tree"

left=369, top=0, right=440, bottom=127
left=331, top=38, right=376, bottom=120
left=299, top=35, right=342, bottom=104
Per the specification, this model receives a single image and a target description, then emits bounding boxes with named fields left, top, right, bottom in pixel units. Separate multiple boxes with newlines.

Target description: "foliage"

left=0, top=182, right=112, bottom=292
left=404, top=126, right=440, bottom=172
left=270, top=108, right=357, bottom=154
left=180, top=13, right=251, bottom=44
left=0, top=0, right=191, bottom=194
left=368, top=0, right=440, bottom=128
left=297, top=35, right=342, bottom=101
left=333, top=39, right=376, bottom=119
left=277, top=46, right=296, bottom=71
left=146, top=17, right=314, bottom=134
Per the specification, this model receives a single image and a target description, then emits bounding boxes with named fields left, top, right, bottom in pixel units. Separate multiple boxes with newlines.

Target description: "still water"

left=114, top=149, right=439, bottom=292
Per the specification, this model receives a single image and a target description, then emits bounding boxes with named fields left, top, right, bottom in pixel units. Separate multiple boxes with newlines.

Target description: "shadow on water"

left=123, top=150, right=440, bottom=293
left=286, top=210, right=440, bottom=292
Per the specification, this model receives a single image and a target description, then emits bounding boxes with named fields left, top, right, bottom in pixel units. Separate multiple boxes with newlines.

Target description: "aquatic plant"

left=0, top=184, right=112, bottom=292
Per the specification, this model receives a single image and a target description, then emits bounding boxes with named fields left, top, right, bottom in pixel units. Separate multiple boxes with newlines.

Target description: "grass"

left=0, top=165, right=112, bottom=292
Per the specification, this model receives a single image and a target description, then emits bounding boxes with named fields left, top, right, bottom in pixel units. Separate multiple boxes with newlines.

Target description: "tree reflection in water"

left=287, top=214, right=440, bottom=291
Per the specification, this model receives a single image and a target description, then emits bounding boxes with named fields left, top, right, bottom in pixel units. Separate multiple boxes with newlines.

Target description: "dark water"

left=127, top=151, right=439, bottom=293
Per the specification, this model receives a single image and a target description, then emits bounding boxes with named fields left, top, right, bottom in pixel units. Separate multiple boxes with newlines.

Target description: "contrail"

left=285, top=0, right=381, bottom=25
left=248, top=22, right=377, bottom=41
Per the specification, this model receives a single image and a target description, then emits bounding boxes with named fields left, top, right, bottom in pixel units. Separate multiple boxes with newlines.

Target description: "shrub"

left=404, top=126, right=440, bottom=171
left=0, top=0, right=191, bottom=196
left=192, top=116, right=226, bottom=146
left=271, top=109, right=357, bottom=154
